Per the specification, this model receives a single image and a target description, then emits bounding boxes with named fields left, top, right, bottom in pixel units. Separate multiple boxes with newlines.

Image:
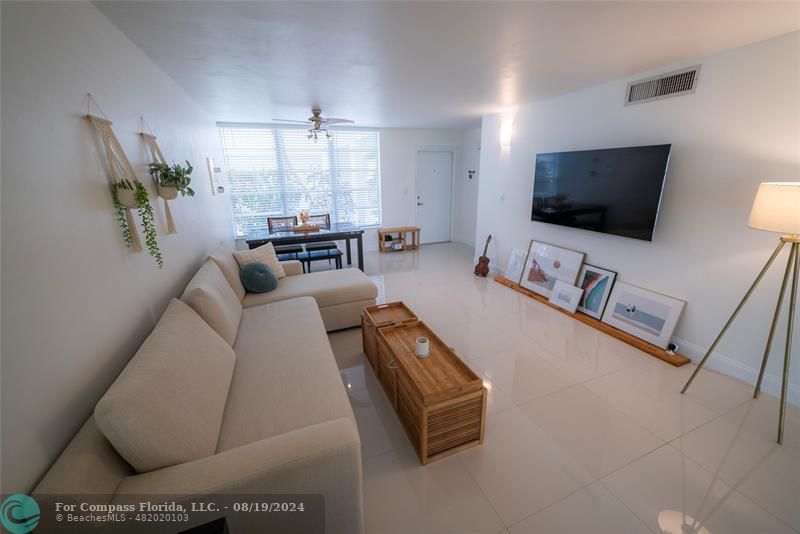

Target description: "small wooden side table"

left=378, top=226, right=421, bottom=252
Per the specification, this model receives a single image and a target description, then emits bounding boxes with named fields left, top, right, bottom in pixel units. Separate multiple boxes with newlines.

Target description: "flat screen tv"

left=531, top=144, right=671, bottom=241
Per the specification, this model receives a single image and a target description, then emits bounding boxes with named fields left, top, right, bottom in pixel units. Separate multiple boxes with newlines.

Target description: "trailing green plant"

left=111, top=179, right=163, bottom=268
left=135, top=183, right=163, bottom=268
left=149, top=160, right=195, bottom=197
left=113, top=201, right=134, bottom=247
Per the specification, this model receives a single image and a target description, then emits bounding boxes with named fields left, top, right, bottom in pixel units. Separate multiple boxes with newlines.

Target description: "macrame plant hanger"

left=85, top=94, right=142, bottom=251
left=140, top=118, right=177, bottom=234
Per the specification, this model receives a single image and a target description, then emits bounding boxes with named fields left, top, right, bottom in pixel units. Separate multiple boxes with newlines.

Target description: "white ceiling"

left=96, top=1, right=799, bottom=129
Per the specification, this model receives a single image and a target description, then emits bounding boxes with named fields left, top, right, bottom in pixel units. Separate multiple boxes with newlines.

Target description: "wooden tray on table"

left=361, top=302, right=418, bottom=370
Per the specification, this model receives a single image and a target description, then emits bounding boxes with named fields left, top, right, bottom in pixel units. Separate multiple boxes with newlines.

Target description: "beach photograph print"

left=577, top=264, right=617, bottom=319
left=520, top=240, right=585, bottom=298
left=505, top=248, right=529, bottom=285
left=602, top=282, right=685, bottom=348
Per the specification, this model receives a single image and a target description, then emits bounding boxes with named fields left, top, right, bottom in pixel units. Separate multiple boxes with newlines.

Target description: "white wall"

left=453, top=127, right=482, bottom=247
left=476, top=32, right=800, bottom=403
left=1, top=1, right=234, bottom=492
left=372, top=128, right=464, bottom=250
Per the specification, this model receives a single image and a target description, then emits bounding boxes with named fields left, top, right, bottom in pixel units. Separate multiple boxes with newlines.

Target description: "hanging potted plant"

left=112, top=178, right=139, bottom=209
left=111, top=179, right=164, bottom=268
left=111, top=179, right=137, bottom=249
left=149, top=161, right=195, bottom=200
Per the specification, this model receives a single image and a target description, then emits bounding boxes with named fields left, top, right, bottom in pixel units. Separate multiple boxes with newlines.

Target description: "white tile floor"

left=329, top=242, right=800, bottom=534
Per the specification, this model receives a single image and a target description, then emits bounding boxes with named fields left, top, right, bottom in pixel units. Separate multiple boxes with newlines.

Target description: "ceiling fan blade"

left=271, top=119, right=310, bottom=124
left=322, top=118, right=355, bottom=125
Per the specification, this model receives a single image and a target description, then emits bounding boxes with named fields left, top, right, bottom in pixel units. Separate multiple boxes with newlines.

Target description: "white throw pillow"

left=233, top=242, right=286, bottom=279
left=181, top=260, right=243, bottom=346
left=94, top=299, right=235, bottom=473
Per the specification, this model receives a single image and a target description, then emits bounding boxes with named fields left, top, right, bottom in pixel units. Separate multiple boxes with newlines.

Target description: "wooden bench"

left=378, top=226, right=421, bottom=252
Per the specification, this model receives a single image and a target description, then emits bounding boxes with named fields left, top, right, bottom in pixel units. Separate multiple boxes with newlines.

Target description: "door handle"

left=417, top=202, right=424, bottom=206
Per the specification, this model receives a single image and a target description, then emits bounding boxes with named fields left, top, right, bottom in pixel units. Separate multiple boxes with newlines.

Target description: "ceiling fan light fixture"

left=274, top=108, right=355, bottom=142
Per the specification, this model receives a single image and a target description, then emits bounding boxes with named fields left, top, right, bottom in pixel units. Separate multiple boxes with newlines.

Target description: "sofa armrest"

left=280, top=260, right=303, bottom=276
left=113, top=418, right=362, bottom=534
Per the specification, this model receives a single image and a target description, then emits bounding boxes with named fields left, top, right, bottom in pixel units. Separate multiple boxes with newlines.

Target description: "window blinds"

left=219, top=124, right=382, bottom=238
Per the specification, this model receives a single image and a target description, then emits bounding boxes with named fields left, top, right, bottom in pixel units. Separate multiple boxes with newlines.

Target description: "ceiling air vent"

left=625, top=65, right=700, bottom=105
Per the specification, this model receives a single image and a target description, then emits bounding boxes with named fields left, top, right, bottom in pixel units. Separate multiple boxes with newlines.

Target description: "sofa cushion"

left=181, top=260, right=242, bottom=346
left=208, top=244, right=246, bottom=301
left=94, top=299, right=235, bottom=473
left=233, top=242, right=286, bottom=279
left=216, top=297, right=355, bottom=452
left=241, top=268, right=377, bottom=309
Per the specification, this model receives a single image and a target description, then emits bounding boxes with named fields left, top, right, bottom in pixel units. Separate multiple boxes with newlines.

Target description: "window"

left=219, top=124, right=382, bottom=238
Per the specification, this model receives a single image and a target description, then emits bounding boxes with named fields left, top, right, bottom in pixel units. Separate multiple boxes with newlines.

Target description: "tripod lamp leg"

left=755, top=244, right=797, bottom=398
left=682, top=240, right=786, bottom=395
left=778, top=242, right=799, bottom=444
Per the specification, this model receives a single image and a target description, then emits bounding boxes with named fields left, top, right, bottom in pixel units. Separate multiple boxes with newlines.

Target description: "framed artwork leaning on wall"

left=520, top=240, right=585, bottom=298
left=504, top=248, right=530, bottom=285
left=576, top=264, right=617, bottom=320
left=548, top=280, right=583, bottom=313
left=602, top=282, right=685, bottom=349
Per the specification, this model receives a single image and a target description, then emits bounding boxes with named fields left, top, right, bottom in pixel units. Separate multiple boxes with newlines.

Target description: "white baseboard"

left=672, top=336, right=799, bottom=406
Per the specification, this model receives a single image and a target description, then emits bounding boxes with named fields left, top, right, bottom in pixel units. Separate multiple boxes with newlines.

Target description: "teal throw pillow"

left=240, top=261, right=278, bottom=293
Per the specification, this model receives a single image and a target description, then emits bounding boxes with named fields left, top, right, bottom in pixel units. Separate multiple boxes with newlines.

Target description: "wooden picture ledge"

left=494, top=275, right=690, bottom=367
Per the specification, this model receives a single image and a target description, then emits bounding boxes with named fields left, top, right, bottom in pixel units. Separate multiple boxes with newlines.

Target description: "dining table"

left=246, top=222, right=366, bottom=271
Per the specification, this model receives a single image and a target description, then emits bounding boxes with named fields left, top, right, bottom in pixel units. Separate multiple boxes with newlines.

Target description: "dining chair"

left=266, top=216, right=304, bottom=256
left=307, top=213, right=331, bottom=229
left=305, top=213, right=338, bottom=253
left=267, top=216, right=298, bottom=233
left=302, top=213, right=342, bottom=270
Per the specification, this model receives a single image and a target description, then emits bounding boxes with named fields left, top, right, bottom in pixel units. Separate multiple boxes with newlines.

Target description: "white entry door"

left=416, top=150, right=453, bottom=244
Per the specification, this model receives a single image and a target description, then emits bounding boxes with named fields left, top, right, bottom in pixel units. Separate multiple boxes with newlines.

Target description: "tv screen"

left=531, top=144, right=671, bottom=241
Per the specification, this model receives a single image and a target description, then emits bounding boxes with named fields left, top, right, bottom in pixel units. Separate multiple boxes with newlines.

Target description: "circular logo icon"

left=1, top=494, right=40, bottom=534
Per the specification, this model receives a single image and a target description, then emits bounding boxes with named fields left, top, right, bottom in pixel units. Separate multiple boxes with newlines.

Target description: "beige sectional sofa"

left=34, top=245, right=378, bottom=534
left=209, top=245, right=377, bottom=332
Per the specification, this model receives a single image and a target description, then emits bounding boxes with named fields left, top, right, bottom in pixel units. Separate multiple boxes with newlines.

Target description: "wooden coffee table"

left=362, top=303, right=486, bottom=464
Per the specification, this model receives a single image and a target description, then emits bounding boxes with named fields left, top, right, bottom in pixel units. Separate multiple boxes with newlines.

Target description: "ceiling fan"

left=272, top=107, right=354, bottom=141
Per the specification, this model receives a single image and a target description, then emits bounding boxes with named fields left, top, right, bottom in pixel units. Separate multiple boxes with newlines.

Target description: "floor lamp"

left=681, top=182, right=800, bottom=444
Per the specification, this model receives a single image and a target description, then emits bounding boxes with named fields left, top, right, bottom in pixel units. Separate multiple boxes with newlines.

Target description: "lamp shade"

left=748, top=182, right=800, bottom=235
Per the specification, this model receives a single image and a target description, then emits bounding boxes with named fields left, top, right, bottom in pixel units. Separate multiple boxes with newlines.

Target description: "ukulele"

left=474, top=234, right=492, bottom=277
